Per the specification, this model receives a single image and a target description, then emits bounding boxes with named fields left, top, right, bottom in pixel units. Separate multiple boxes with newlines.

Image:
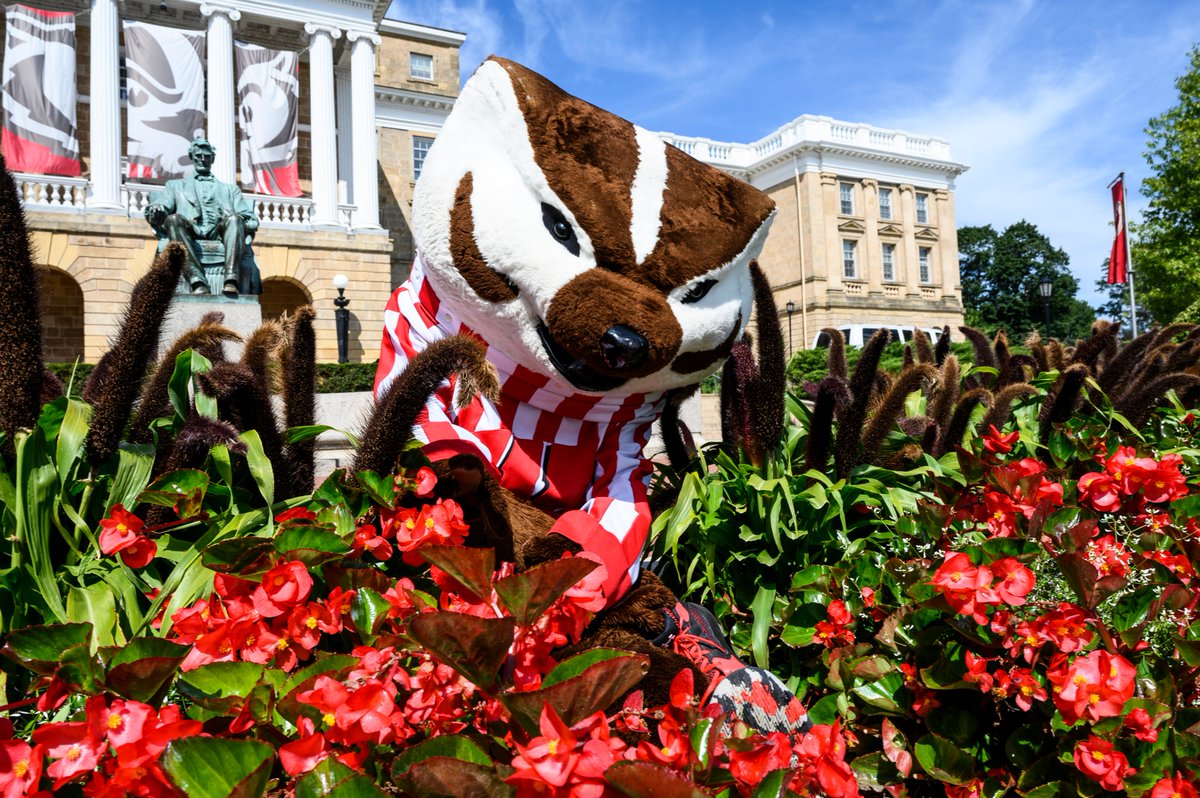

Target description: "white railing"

left=754, top=135, right=782, bottom=156
left=13, top=173, right=88, bottom=210
left=254, top=195, right=314, bottom=228
left=123, top=182, right=153, bottom=215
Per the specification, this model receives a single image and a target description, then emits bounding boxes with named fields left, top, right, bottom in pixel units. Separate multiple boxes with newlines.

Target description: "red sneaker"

left=662, top=601, right=810, bottom=736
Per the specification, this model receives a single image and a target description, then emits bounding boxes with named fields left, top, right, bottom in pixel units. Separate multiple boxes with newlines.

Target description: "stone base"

left=160, top=294, right=264, bottom=361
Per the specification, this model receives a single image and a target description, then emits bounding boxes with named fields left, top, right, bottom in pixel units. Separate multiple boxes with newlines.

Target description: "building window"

left=839, top=182, right=855, bottom=215
left=916, top=192, right=929, bottom=224
left=409, top=52, right=434, bottom=80
left=882, top=243, right=896, bottom=281
left=843, top=240, right=858, bottom=279
left=413, top=135, right=433, bottom=179
left=878, top=187, right=892, bottom=220
left=919, top=247, right=932, bottom=283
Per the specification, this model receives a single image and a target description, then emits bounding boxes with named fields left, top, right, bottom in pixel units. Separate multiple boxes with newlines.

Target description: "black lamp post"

left=1039, top=275, right=1053, bottom=338
left=785, top=300, right=795, bottom=355
left=333, top=274, right=350, bottom=363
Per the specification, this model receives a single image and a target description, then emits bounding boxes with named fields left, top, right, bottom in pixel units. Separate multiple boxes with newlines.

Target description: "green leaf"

left=1, top=622, right=91, bottom=675
left=102, top=637, right=190, bottom=704
left=604, top=761, right=708, bottom=798
left=105, top=442, right=156, bottom=514
left=750, top=770, right=788, bottom=798
left=295, top=758, right=388, bottom=798
left=925, top=706, right=977, bottom=745
left=493, top=557, right=598, bottom=625
left=55, top=398, right=92, bottom=482
left=392, top=735, right=493, bottom=776
left=239, top=430, right=275, bottom=513
left=179, top=662, right=266, bottom=711
left=851, top=672, right=905, bottom=713
left=542, top=649, right=639, bottom=689
left=749, top=584, right=775, bottom=669
left=354, top=469, right=395, bottom=508
left=286, top=424, right=360, bottom=449
left=276, top=653, right=360, bottom=722
left=67, top=582, right=120, bottom=651
left=139, top=469, right=210, bottom=518
left=201, top=538, right=276, bottom=575
left=274, top=526, right=352, bottom=568
left=407, top=612, right=516, bottom=691
left=420, top=545, right=496, bottom=603
left=503, top=652, right=649, bottom=735
left=14, top=427, right=66, bottom=622
left=349, top=587, right=391, bottom=643
left=914, top=733, right=977, bottom=785
left=161, top=737, right=273, bottom=798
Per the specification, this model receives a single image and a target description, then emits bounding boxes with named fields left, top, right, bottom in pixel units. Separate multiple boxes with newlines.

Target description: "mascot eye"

left=681, top=279, right=717, bottom=304
left=541, top=203, right=580, bottom=256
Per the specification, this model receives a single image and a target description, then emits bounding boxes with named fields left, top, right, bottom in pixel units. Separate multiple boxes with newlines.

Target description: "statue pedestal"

left=160, top=294, right=263, bottom=361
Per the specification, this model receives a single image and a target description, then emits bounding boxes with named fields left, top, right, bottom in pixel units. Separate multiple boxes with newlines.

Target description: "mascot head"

left=412, top=57, right=776, bottom=395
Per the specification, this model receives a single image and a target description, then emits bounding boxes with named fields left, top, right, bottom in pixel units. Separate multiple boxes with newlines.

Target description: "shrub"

left=316, top=361, right=378, bottom=393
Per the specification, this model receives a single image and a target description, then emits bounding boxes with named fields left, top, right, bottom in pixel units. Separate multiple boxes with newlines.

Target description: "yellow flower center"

left=1073, top=675, right=1087, bottom=685
left=1020, top=685, right=1034, bottom=696
left=405, top=518, right=416, bottom=530
left=276, top=637, right=289, bottom=650
left=425, top=518, right=436, bottom=530
left=66, top=745, right=82, bottom=762
left=107, top=712, right=123, bottom=730
left=1091, top=749, right=1106, bottom=762
left=323, top=712, right=335, bottom=725
left=951, top=572, right=962, bottom=583
left=273, top=576, right=285, bottom=587
left=306, top=616, right=319, bottom=629
left=547, top=739, right=559, bottom=755
left=116, top=523, right=128, bottom=533
left=1089, top=694, right=1100, bottom=704
left=14, top=760, right=28, bottom=778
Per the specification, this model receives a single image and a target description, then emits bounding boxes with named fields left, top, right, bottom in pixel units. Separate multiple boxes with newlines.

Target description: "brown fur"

left=450, top=172, right=519, bottom=304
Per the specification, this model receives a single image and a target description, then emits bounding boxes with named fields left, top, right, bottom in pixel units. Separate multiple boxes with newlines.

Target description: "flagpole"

left=1122, top=174, right=1138, bottom=339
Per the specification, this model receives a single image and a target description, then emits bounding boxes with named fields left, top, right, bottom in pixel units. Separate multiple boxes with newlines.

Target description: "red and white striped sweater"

left=374, top=256, right=665, bottom=605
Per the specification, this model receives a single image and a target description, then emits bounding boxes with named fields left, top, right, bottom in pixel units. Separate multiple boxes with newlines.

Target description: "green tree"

left=1134, top=45, right=1200, bottom=324
left=958, top=220, right=1095, bottom=340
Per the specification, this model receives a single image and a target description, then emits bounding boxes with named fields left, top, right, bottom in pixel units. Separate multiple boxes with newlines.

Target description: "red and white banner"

left=124, top=21, right=206, bottom=180
left=1, top=5, right=81, bottom=176
left=236, top=42, right=301, bottom=197
left=1108, top=176, right=1128, bottom=285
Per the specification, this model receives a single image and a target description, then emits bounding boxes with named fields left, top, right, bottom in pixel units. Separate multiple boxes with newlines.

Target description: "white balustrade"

left=13, top=173, right=88, bottom=210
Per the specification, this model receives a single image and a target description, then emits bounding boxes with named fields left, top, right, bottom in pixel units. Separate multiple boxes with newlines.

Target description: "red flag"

left=1108, top=177, right=1128, bottom=284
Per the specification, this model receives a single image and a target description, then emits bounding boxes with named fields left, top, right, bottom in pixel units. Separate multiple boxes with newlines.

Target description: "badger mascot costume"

left=374, top=57, right=807, bottom=736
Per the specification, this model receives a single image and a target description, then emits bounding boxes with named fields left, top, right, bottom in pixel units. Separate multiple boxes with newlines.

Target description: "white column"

left=346, top=30, right=381, bottom=230
left=304, top=23, right=341, bottom=227
left=88, top=0, right=122, bottom=209
left=335, top=70, right=353, bottom=216
left=200, top=3, right=240, bottom=185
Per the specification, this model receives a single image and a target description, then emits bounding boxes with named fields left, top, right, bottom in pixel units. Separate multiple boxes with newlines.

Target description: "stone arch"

left=39, top=267, right=85, bottom=363
left=260, top=276, right=312, bottom=321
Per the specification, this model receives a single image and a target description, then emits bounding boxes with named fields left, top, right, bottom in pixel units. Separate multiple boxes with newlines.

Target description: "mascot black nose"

left=599, top=325, right=648, bottom=370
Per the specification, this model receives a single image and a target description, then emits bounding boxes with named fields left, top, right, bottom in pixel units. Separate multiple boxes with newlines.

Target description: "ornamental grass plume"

left=926, top=354, right=960, bottom=437
left=1037, top=363, right=1090, bottom=446
left=196, top=362, right=286, bottom=478
left=822, top=327, right=848, bottom=380
left=130, top=318, right=241, bottom=443
left=281, top=306, right=317, bottom=495
left=959, top=326, right=997, bottom=371
left=84, top=244, right=186, bottom=465
left=240, top=320, right=283, bottom=392
left=857, top=364, right=935, bottom=470
left=747, top=262, right=786, bottom=460
left=981, top=383, right=1037, bottom=432
left=933, top=325, right=951, bottom=366
left=719, top=336, right=755, bottom=459
left=354, top=335, right=499, bottom=477
left=992, top=329, right=1011, bottom=369
left=936, top=387, right=993, bottom=456
left=913, top=328, right=934, bottom=365
left=659, top=385, right=698, bottom=472
left=803, top=376, right=850, bottom=474
left=0, top=154, right=44, bottom=442
left=834, top=328, right=890, bottom=478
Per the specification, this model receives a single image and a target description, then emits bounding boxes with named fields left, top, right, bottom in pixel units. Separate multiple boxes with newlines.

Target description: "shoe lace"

left=672, top=632, right=722, bottom=680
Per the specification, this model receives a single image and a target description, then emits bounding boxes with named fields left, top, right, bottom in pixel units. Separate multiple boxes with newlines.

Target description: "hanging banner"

left=123, top=20, right=205, bottom=179
left=1, top=5, right=81, bottom=176
left=1107, top=175, right=1128, bottom=285
left=236, top=42, right=300, bottom=196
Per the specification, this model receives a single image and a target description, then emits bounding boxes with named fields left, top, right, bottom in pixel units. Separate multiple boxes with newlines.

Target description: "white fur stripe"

left=630, top=126, right=667, bottom=264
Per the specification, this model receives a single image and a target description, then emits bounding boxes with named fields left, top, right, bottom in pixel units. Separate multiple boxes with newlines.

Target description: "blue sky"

left=387, top=0, right=1200, bottom=307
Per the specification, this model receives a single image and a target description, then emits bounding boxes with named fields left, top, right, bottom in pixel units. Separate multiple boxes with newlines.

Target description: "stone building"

left=658, top=116, right=969, bottom=351
left=2, top=0, right=463, bottom=364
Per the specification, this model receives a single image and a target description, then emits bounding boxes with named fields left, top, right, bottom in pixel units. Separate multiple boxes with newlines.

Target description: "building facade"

left=658, top=116, right=969, bottom=351
left=1, top=0, right=462, bottom=364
